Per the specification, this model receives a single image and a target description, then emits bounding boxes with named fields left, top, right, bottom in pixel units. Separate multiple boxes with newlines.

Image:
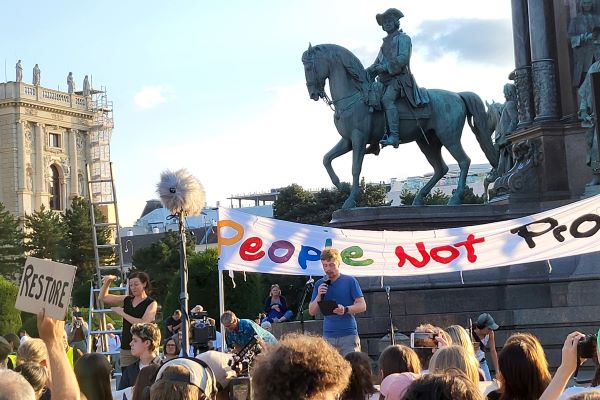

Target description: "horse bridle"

left=304, top=48, right=333, bottom=110
left=304, top=47, right=361, bottom=113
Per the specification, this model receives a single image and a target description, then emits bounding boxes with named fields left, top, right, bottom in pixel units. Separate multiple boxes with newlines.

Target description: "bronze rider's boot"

left=380, top=107, right=401, bottom=148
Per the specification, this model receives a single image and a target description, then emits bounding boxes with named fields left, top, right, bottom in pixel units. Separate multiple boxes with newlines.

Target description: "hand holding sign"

left=37, top=308, right=66, bottom=345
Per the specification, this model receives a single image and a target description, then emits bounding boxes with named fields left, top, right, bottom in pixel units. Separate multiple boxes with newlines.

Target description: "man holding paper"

left=309, top=248, right=367, bottom=356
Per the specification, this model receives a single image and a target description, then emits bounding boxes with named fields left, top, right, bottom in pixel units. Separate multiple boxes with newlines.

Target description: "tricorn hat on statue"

left=376, top=8, right=404, bottom=25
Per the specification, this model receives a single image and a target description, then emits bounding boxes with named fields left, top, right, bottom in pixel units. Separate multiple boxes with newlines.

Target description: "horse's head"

left=302, top=43, right=328, bottom=101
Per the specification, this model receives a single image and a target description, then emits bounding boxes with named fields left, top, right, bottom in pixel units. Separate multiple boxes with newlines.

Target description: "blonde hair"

left=429, top=345, right=479, bottom=385
left=16, top=339, right=48, bottom=365
left=446, top=325, right=477, bottom=361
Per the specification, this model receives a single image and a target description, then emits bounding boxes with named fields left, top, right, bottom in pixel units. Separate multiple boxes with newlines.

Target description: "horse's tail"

left=459, top=91, right=499, bottom=168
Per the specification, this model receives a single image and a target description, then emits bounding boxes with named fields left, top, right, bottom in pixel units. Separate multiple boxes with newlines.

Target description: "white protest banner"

left=217, top=194, right=600, bottom=277
left=15, top=257, right=77, bottom=320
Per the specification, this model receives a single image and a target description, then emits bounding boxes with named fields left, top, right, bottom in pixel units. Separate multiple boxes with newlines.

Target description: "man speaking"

left=309, top=248, right=366, bottom=355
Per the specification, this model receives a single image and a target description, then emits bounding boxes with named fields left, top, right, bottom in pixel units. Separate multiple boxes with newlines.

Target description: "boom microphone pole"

left=385, top=286, right=395, bottom=346
left=157, top=169, right=205, bottom=357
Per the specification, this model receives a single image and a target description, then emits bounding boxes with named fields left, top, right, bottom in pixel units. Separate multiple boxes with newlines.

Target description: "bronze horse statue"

left=302, top=44, right=499, bottom=208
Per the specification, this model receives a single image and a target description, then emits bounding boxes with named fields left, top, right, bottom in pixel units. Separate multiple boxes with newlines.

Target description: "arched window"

left=49, top=164, right=61, bottom=210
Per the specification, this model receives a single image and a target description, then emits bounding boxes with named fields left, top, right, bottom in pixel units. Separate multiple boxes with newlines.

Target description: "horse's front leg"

left=323, top=138, right=352, bottom=189
left=342, top=129, right=367, bottom=209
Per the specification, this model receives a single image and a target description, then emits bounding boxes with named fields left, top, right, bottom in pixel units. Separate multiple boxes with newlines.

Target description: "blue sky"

left=2, top=1, right=514, bottom=225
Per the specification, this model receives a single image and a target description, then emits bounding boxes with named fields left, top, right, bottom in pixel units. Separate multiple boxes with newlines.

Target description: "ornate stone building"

left=0, top=77, right=113, bottom=219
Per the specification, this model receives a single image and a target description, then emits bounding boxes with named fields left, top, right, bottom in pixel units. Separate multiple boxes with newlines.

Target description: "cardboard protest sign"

left=15, top=257, right=77, bottom=320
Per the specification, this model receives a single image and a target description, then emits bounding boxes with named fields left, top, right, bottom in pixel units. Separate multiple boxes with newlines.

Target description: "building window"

left=48, top=133, right=61, bottom=148
left=49, top=165, right=61, bottom=210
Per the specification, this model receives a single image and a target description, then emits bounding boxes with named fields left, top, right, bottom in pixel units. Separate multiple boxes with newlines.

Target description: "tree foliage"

left=273, top=180, right=389, bottom=225
left=0, top=203, right=24, bottom=280
left=63, top=197, right=111, bottom=277
left=132, top=230, right=196, bottom=307
left=24, top=204, right=66, bottom=261
left=399, top=186, right=483, bottom=205
left=0, top=276, right=22, bottom=334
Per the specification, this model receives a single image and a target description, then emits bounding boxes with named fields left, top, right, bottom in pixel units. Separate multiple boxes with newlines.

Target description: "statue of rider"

left=366, top=8, right=428, bottom=148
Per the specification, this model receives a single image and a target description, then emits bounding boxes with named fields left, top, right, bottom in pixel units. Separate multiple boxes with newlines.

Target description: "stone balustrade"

left=0, top=81, right=90, bottom=111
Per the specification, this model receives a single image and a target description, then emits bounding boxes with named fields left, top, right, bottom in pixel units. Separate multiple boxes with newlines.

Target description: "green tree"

left=132, top=230, right=195, bottom=307
left=274, top=181, right=389, bottom=226
left=163, top=248, right=267, bottom=325
left=24, top=204, right=66, bottom=261
left=0, top=203, right=24, bottom=280
left=399, top=188, right=450, bottom=205
left=357, top=178, right=389, bottom=207
left=272, top=184, right=316, bottom=223
left=0, top=276, right=22, bottom=334
left=460, top=185, right=485, bottom=204
left=63, top=197, right=113, bottom=304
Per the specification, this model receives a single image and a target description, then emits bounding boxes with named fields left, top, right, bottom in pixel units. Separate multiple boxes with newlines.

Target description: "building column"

left=511, top=0, right=535, bottom=128
left=16, top=121, right=26, bottom=191
left=34, top=123, right=45, bottom=208
left=528, top=0, right=560, bottom=121
left=69, top=129, right=79, bottom=198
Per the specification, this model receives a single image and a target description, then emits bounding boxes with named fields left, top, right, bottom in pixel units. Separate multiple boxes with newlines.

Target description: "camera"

left=191, top=310, right=208, bottom=320
left=577, top=334, right=598, bottom=359
left=410, top=332, right=437, bottom=349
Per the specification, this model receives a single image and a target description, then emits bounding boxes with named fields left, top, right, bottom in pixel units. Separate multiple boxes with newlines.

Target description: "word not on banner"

left=15, top=257, right=77, bottom=320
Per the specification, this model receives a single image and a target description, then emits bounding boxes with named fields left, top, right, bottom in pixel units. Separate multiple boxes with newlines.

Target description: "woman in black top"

left=99, top=271, right=157, bottom=370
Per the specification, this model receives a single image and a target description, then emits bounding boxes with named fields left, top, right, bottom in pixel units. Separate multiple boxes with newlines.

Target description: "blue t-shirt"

left=311, top=274, right=364, bottom=338
left=225, top=318, right=277, bottom=348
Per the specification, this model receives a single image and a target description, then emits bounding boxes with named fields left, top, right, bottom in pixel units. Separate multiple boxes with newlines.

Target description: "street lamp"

left=123, top=239, right=134, bottom=268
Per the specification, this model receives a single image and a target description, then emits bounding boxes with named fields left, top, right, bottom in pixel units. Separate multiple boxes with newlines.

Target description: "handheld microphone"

left=324, top=279, right=331, bottom=286
left=156, top=169, right=205, bottom=216
left=385, top=286, right=390, bottom=295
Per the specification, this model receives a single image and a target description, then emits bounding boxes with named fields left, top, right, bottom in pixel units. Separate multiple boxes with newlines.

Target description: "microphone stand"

left=296, top=279, right=314, bottom=334
left=177, top=211, right=191, bottom=357
left=385, top=286, right=395, bottom=346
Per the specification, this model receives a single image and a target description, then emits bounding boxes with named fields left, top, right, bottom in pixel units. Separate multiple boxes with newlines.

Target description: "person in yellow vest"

left=3, top=333, right=20, bottom=370
left=61, top=330, right=75, bottom=368
left=0, top=337, right=11, bottom=369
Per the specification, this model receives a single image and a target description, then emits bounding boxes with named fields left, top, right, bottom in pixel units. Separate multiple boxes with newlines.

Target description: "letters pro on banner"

left=217, top=195, right=600, bottom=277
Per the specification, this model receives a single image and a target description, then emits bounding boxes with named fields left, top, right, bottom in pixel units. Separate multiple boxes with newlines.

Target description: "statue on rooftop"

left=33, top=64, right=40, bottom=86
left=83, top=75, right=90, bottom=96
left=15, top=60, right=22, bottom=82
left=67, top=72, right=75, bottom=94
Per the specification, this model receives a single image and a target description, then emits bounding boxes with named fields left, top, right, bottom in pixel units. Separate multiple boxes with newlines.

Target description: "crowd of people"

left=2, top=251, right=600, bottom=400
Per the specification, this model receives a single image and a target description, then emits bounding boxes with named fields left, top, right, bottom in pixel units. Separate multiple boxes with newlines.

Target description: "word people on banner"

left=217, top=195, right=600, bottom=277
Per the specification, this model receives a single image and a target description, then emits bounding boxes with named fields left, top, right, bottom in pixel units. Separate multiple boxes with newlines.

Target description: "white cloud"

left=133, top=85, right=168, bottom=109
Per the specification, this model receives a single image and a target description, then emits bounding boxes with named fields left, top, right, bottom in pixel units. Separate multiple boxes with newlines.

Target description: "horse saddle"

left=366, top=81, right=431, bottom=120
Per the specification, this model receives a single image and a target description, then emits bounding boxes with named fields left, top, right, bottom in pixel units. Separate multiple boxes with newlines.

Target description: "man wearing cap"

left=367, top=8, right=428, bottom=148
left=473, top=312, right=499, bottom=381
left=152, top=358, right=218, bottom=400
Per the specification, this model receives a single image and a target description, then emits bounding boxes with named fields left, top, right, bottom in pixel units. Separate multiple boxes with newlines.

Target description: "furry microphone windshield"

left=156, top=169, right=205, bottom=216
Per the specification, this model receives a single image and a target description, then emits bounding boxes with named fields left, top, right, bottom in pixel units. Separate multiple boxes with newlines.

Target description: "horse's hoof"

left=342, top=199, right=356, bottom=209
left=447, top=196, right=462, bottom=205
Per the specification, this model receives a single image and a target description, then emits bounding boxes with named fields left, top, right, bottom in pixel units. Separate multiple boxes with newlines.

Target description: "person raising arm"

left=98, top=271, right=157, bottom=370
